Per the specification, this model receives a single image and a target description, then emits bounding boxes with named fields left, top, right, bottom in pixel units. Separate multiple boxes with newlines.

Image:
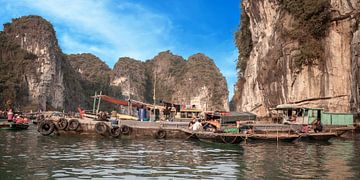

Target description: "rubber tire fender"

left=95, top=122, right=109, bottom=135
left=68, top=119, right=80, bottom=131
left=57, top=118, right=68, bottom=130
left=120, top=125, right=132, bottom=135
left=110, top=127, right=122, bottom=138
left=39, top=120, right=55, bottom=136
left=155, top=129, right=166, bottom=139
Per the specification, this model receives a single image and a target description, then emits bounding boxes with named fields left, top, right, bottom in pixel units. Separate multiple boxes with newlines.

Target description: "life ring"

left=120, top=125, right=132, bottom=135
left=95, top=122, right=109, bottom=135
left=57, top=118, right=68, bottom=130
left=68, top=119, right=80, bottom=131
left=110, top=127, right=121, bottom=138
left=155, top=129, right=166, bottom=139
left=39, top=120, right=55, bottom=136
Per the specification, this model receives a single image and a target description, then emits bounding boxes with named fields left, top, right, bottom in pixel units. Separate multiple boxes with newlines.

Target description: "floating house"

left=274, top=104, right=353, bottom=126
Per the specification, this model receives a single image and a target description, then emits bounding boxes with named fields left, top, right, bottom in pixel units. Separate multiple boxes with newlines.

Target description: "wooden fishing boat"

left=299, top=132, right=337, bottom=141
left=9, top=123, right=29, bottom=130
left=248, top=133, right=300, bottom=142
left=326, top=126, right=355, bottom=136
left=191, top=131, right=247, bottom=144
left=182, top=127, right=339, bottom=144
left=1, top=122, right=29, bottom=130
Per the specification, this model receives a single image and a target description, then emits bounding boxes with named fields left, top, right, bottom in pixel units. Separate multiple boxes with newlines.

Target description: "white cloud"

left=21, top=0, right=174, bottom=65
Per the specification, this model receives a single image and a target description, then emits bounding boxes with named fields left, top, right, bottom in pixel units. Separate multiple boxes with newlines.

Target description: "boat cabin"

left=175, top=109, right=202, bottom=121
left=274, top=104, right=353, bottom=126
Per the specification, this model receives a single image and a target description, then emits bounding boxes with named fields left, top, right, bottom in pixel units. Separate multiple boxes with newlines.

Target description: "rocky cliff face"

left=1, top=16, right=229, bottom=111
left=0, top=31, right=37, bottom=110
left=112, top=57, right=147, bottom=102
left=112, top=51, right=229, bottom=111
left=233, top=0, right=360, bottom=116
left=2, top=16, right=64, bottom=110
left=65, top=53, right=122, bottom=110
left=0, top=16, right=123, bottom=111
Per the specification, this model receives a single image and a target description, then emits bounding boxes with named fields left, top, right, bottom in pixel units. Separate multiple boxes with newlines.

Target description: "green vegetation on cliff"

left=112, top=51, right=229, bottom=111
left=235, top=8, right=253, bottom=75
left=278, top=0, right=331, bottom=68
left=0, top=32, right=37, bottom=110
left=65, top=54, right=123, bottom=110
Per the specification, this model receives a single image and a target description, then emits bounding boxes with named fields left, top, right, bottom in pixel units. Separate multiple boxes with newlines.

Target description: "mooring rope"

left=185, top=132, right=196, bottom=140
left=220, top=135, right=238, bottom=144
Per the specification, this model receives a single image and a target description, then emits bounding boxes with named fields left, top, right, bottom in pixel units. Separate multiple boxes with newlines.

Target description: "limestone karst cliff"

left=232, top=0, right=360, bottom=116
left=65, top=53, right=122, bottom=110
left=0, top=15, right=229, bottom=111
left=1, top=15, right=64, bottom=110
left=112, top=51, right=229, bottom=111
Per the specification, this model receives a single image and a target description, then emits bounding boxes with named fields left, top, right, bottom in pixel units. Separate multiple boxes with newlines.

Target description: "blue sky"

left=0, top=0, right=240, bottom=98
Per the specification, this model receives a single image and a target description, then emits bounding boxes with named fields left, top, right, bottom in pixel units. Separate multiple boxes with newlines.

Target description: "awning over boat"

left=94, top=95, right=130, bottom=106
left=275, top=104, right=324, bottom=110
left=93, top=95, right=165, bottom=109
left=275, top=104, right=302, bottom=110
left=221, top=111, right=257, bottom=124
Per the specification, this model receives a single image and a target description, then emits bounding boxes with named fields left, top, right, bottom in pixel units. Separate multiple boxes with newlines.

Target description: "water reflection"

left=0, top=126, right=359, bottom=179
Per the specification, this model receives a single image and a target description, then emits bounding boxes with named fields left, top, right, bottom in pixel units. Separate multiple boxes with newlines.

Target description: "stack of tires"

left=38, top=118, right=81, bottom=136
left=95, top=122, right=132, bottom=138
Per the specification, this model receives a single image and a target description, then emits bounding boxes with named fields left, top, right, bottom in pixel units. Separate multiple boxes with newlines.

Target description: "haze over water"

left=1, top=127, right=360, bottom=179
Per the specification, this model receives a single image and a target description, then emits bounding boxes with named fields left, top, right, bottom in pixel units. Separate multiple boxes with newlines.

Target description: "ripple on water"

left=1, top=129, right=360, bottom=179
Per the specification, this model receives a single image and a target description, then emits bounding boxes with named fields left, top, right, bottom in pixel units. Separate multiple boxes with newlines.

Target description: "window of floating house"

left=304, top=110, right=308, bottom=117
left=187, top=112, right=192, bottom=118
left=180, top=112, right=186, bottom=118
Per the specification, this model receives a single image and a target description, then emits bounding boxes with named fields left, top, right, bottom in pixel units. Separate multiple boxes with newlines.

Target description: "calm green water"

left=0, top=126, right=360, bottom=179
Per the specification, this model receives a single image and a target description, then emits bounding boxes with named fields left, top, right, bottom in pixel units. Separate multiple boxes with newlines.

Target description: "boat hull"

left=300, top=132, right=337, bottom=141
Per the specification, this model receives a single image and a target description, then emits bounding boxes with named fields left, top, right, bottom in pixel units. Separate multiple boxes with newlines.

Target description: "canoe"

left=8, top=123, right=29, bottom=130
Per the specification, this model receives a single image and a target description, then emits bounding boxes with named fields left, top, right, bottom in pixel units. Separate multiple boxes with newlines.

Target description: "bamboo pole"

left=96, top=91, right=102, bottom=114
left=152, top=72, right=157, bottom=122
left=92, top=91, right=97, bottom=114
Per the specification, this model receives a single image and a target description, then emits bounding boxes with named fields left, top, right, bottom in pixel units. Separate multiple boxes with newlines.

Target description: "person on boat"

left=22, top=117, right=30, bottom=124
left=15, top=115, right=28, bottom=124
left=110, top=109, right=118, bottom=126
left=188, top=116, right=196, bottom=129
left=144, top=108, right=150, bottom=121
left=313, top=118, right=323, bottom=133
left=111, top=110, right=117, bottom=119
left=138, top=105, right=146, bottom=121
left=154, top=108, right=160, bottom=121
left=170, top=105, right=176, bottom=122
left=246, top=126, right=254, bottom=134
left=15, top=115, right=23, bottom=124
left=7, top=108, right=14, bottom=122
left=300, top=124, right=310, bottom=133
left=192, top=119, right=203, bottom=131
left=77, top=106, right=85, bottom=119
